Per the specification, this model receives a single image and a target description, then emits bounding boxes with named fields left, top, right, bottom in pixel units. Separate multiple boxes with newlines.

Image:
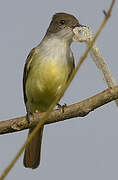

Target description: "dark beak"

left=72, top=23, right=86, bottom=29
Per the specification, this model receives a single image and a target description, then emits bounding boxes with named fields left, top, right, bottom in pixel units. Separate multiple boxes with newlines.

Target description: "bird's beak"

left=72, top=23, right=86, bottom=29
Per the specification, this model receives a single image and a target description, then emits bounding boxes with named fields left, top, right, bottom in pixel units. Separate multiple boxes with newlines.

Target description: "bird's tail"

left=23, top=126, right=44, bottom=169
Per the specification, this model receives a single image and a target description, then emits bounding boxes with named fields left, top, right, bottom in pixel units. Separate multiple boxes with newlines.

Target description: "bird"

left=23, top=12, right=82, bottom=169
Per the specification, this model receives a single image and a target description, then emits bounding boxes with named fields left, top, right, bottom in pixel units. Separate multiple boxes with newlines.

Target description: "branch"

left=0, top=1, right=115, bottom=179
left=0, top=86, right=118, bottom=135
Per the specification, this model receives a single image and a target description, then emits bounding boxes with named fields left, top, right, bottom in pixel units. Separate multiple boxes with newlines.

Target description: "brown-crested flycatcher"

left=23, top=12, right=82, bottom=169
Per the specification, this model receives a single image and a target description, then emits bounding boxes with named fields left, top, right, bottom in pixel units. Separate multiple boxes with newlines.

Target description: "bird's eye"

left=59, top=20, right=65, bottom=25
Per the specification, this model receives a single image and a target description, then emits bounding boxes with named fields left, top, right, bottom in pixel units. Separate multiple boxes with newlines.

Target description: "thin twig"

left=73, top=0, right=118, bottom=106
left=0, top=1, right=115, bottom=179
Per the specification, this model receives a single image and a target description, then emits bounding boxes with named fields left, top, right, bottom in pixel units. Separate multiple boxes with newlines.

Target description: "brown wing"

left=67, top=52, right=75, bottom=80
left=23, top=48, right=37, bottom=105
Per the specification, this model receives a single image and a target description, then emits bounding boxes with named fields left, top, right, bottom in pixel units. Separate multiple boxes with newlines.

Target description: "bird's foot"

left=57, top=103, right=67, bottom=113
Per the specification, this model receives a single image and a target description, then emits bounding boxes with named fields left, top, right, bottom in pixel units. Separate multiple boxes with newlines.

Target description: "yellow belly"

left=26, top=59, right=70, bottom=112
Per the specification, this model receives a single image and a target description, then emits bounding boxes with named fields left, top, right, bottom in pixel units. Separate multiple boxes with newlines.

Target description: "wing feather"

left=23, top=48, right=37, bottom=104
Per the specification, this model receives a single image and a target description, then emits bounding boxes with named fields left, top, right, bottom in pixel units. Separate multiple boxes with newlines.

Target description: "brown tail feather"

left=23, top=126, right=44, bottom=169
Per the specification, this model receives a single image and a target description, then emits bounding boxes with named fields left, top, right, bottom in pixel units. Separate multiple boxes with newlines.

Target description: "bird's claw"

left=57, top=103, right=67, bottom=113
